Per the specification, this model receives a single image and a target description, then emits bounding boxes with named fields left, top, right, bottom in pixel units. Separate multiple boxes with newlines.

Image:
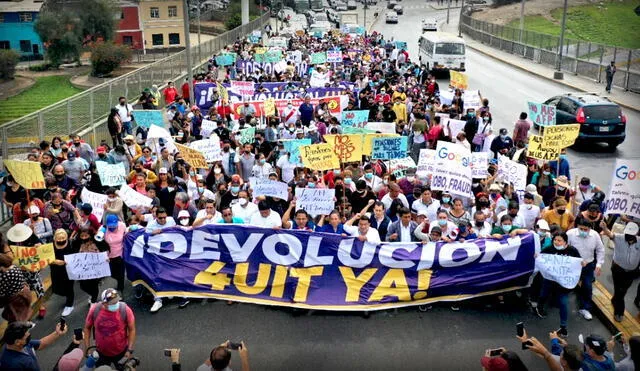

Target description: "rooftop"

left=0, top=0, right=45, bottom=13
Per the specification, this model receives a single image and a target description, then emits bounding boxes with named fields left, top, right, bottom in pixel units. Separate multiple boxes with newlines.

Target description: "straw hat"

left=7, top=223, right=33, bottom=243
left=555, top=175, right=570, bottom=188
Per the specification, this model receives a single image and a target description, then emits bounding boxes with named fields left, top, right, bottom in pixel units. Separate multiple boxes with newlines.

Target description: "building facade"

left=138, top=0, right=185, bottom=50
left=115, top=0, right=143, bottom=50
left=0, top=0, right=45, bottom=59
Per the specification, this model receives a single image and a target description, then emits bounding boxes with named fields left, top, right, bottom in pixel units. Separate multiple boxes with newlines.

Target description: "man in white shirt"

left=496, top=201, right=526, bottom=228
left=381, top=183, right=409, bottom=210
left=519, top=193, right=541, bottom=230
left=411, top=187, right=441, bottom=223
left=193, top=200, right=222, bottom=227
left=344, top=214, right=381, bottom=244
left=231, top=190, right=259, bottom=224
left=145, top=207, right=176, bottom=234
left=472, top=211, right=493, bottom=238
left=249, top=201, right=282, bottom=228
left=359, top=164, right=384, bottom=193
left=567, top=219, right=605, bottom=321
left=281, top=100, right=299, bottom=126
left=115, top=97, right=134, bottom=135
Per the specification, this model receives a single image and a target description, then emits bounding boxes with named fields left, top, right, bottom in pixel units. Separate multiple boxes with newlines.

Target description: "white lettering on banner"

left=463, top=90, right=481, bottom=110
left=64, top=252, right=111, bottom=280
left=535, top=254, right=582, bottom=289
left=231, top=81, right=255, bottom=96
left=417, top=149, right=438, bottom=177
left=498, top=155, right=527, bottom=193
left=95, top=161, right=127, bottom=187
left=130, top=228, right=531, bottom=269
left=237, top=61, right=309, bottom=78
left=117, top=184, right=153, bottom=209
left=190, top=135, right=222, bottom=162
left=605, top=159, right=640, bottom=218
left=200, top=119, right=217, bottom=138
left=249, top=177, right=289, bottom=200
left=431, top=141, right=473, bottom=198
left=295, top=188, right=336, bottom=217
left=470, top=152, right=489, bottom=178
left=80, top=189, right=107, bottom=221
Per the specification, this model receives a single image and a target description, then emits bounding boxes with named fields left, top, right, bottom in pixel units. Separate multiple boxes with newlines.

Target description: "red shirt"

left=163, top=87, right=178, bottom=104
left=181, top=82, right=190, bottom=98
left=85, top=304, right=135, bottom=356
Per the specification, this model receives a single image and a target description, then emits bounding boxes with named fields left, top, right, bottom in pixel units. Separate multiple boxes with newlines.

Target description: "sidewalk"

left=441, top=13, right=640, bottom=113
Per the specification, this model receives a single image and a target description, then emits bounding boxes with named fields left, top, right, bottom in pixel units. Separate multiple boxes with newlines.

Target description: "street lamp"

left=458, top=0, right=465, bottom=37
left=183, top=0, right=194, bottom=100
left=554, top=0, right=568, bottom=80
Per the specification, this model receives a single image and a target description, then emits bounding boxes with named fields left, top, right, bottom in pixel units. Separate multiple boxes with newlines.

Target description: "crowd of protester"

left=0, top=26, right=638, bottom=371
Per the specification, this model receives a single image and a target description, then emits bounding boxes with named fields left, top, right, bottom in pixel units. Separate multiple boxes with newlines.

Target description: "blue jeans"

left=579, top=261, right=596, bottom=311
left=539, top=279, right=569, bottom=327
left=123, top=121, right=133, bottom=135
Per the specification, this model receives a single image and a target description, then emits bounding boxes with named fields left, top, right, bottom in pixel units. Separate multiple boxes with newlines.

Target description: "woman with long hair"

left=49, top=229, right=76, bottom=317
left=107, top=108, right=123, bottom=147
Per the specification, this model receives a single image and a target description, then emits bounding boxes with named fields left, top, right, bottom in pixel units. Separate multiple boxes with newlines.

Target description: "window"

left=20, top=40, right=31, bottom=53
left=0, top=41, right=10, bottom=50
left=152, top=33, right=164, bottom=46
left=19, top=12, right=33, bottom=22
left=123, top=36, right=133, bottom=45
left=150, top=7, right=160, bottom=18
left=168, top=33, right=180, bottom=45
left=115, top=11, right=124, bottom=20
left=168, top=5, right=178, bottom=17
left=435, top=42, right=465, bottom=55
left=557, top=98, right=575, bottom=114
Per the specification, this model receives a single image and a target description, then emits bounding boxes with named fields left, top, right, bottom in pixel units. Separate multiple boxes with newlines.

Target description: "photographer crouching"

left=197, top=341, right=250, bottom=371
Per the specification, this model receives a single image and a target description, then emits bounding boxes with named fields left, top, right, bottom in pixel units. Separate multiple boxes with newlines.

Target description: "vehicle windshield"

left=435, top=42, right=465, bottom=55
left=584, top=105, right=621, bottom=120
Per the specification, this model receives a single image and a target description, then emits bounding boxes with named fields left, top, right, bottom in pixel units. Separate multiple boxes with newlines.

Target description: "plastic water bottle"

left=94, top=226, right=106, bottom=242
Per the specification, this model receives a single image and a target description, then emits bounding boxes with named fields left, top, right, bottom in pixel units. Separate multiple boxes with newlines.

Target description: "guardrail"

left=460, top=11, right=640, bottom=93
left=0, top=12, right=270, bottom=161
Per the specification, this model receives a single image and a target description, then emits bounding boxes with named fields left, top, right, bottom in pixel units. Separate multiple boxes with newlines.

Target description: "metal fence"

left=0, top=12, right=270, bottom=160
left=460, top=12, right=640, bottom=94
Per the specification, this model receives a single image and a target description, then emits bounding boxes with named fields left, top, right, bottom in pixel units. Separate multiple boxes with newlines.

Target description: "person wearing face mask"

left=103, top=215, right=127, bottom=293
left=115, top=96, right=134, bottom=135
left=84, top=288, right=137, bottom=367
left=231, top=190, right=258, bottom=224
left=48, top=229, right=77, bottom=317
left=549, top=148, right=571, bottom=180
left=281, top=100, right=299, bottom=126
left=542, top=175, right=573, bottom=208
left=61, top=152, right=88, bottom=183
left=103, top=187, right=124, bottom=222
left=496, top=201, right=526, bottom=228
left=251, top=153, right=274, bottom=179
left=531, top=163, right=556, bottom=198
left=543, top=198, right=575, bottom=232
left=490, top=128, right=514, bottom=159
left=0, top=321, right=68, bottom=368
left=22, top=205, right=53, bottom=243
left=490, top=215, right=528, bottom=238
left=359, top=164, right=384, bottom=193
left=73, top=226, right=109, bottom=305
left=601, top=221, right=640, bottom=322
left=429, top=210, right=458, bottom=242
left=534, top=232, right=582, bottom=337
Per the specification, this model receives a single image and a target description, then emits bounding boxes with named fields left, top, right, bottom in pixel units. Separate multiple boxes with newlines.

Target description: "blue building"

left=0, top=0, right=44, bottom=59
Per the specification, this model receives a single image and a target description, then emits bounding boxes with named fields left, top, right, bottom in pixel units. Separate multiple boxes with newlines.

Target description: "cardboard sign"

left=449, top=71, right=468, bottom=90
left=175, top=143, right=208, bottom=169
left=65, top=252, right=111, bottom=280
left=95, top=161, right=127, bottom=187
left=323, top=134, right=363, bottom=163
left=541, top=124, right=580, bottom=148
left=300, top=143, right=340, bottom=171
left=604, top=159, right=640, bottom=219
left=11, top=243, right=55, bottom=272
left=264, top=98, right=276, bottom=117
left=295, top=188, right=335, bottom=217
left=4, top=160, right=45, bottom=189
left=80, top=188, right=108, bottom=221
left=371, top=137, right=408, bottom=160
left=131, top=110, right=164, bottom=128
left=528, top=102, right=556, bottom=127
left=189, top=135, right=222, bottom=163
left=527, top=135, right=560, bottom=160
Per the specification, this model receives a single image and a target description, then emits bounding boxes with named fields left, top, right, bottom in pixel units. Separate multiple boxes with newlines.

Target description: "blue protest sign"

left=132, top=110, right=164, bottom=128
left=341, top=110, right=369, bottom=128
left=371, top=136, right=408, bottom=159
left=527, top=101, right=556, bottom=127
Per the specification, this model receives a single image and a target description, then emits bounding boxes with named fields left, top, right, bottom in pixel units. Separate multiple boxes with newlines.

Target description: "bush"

left=225, top=13, right=242, bottom=30
left=90, top=41, right=132, bottom=77
left=28, top=63, right=53, bottom=72
left=0, top=49, right=20, bottom=80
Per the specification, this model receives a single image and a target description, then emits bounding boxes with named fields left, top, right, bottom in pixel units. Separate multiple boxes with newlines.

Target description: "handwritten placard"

left=371, top=136, right=408, bottom=160
left=295, top=188, right=335, bottom=217
left=535, top=254, right=582, bottom=289
left=416, top=149, right=437, bottom=177
left=131, top=110, right=164, bottom=128
left=463, top=90, right=481, bottom=110
left=250, top=178, right=289, bottom=200
left=10, top=243, right=55, bottom=272
left=284, top=138, right=311, bottom=166
left=95, top=161, right=127, bottom=187
left=200, top=119, right=217, bottom=138
left=64, top=252, right=111, bottom=280
left=389, top=157, right=417, bottom=178
left=231, top=81, right=255, bottom=97
left=4, top=160, right=45, bottom=189
left=528, top=102, right=556, bottom=127
left=470, top=152, right=489, bottom=178
left=364, top=121, right=396, bottom=134
left=175, top=143, right=208, bottom=169
left=117, top=184, right=153, bottom=209
left=239, top=127, right=256, bottom=145
left=310, top=52, right=327, bottom=65
left=449, top=70, right=468, bottom=90
left=189, top=135, right=222, bottom=163
left=341, top=110, right=369, bottom=128
left=80, top=188, right=108, bottom=221
left=541, top=124, right=580, bottom=149
left=300, top=143, right=340, bottom=171
left=527, top=135, right=560, bottom=160
left=326, top=50, right=343, bottom=63
left=323, top=134, right=363, bottom=163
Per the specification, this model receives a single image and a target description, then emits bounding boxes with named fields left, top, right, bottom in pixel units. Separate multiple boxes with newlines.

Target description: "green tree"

left=34, top=12, right=82, bottom=67
left=79, top=0, right=119, bottom=44
left=90, top=41, right=132, bottom=76
left=225, top=13, right=243, bottom=30
left=0, top=50, right=20, bottom=80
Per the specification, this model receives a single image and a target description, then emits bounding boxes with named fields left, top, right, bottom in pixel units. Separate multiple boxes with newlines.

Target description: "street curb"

left=464, top=42, right=640, bottom=113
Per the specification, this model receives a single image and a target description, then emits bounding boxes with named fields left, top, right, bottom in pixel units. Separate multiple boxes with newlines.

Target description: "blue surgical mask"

left=502, top=225, right=512, bottom=233
left=345, top=178, right=352, bottom=184
left=365, top=173, right=373, bottom=180
left=260, top=159, right=266, bottom=165
left=543, top=171, right=550, bottom=176
left=333, top=170, right=340, bottom=175
left=107, top=303, right=119, bottom=312
left=129, top=225, right=139, bottom=231
left=308, top=182, right=316, bottom=188
left=438, top=219, right=447, bottom=226
left=231, top=186, right=240, bottom=193
left=559, top=154, right=567, bottom=160
left=442, top=197, right=451, bottom=203
left=468, top=112, right=476, bottom=118
left=579, top=230, right=588, bottom=238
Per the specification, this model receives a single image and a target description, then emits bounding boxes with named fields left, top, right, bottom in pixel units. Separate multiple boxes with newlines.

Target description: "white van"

left=418, top=32, right=466, bottom=74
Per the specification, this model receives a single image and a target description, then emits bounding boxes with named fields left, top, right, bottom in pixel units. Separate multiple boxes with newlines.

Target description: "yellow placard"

left=175, top=143, right=208, bottom=169
left=254, top=47, right=267, bottom=54
left=449, top=71, right=469, bottom=90
left=10, top=243, right=55, bottom=272
left=217, top=83, right=228, bottom=102
left=264, top=98, right=276, bottom=117
left=541, top=124, right=581, bottom=149
left=363, top=133, right=399, bottom=156
left=323, top=134, right=364, bottom=163
left=300, top=143, right=340, bottom=171
left=527, top=135, right=560, bottom=161
left=331, top=29, right=341, bottom=37
left=4, top=159, right=46, bottom=189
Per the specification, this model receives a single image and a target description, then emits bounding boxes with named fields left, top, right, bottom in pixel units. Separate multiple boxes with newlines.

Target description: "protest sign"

left=389, top=157, right=417, bottom=178
left=200, top=119, right=217, bottom=138
left=231, top=81, right=255, bottom=97
left=118, top=184, right=153, bottom=209
left=81, top=188, right=108, bottom=221
left=295, top=188, right=336, bottom=216
left=604, top=159, right=640, bottom=219
left=371, top=137, right=408, bottom=160
left=447, top=119, right=467, bottom=139
left=541, top=124, right=580, bottom=148
left=217, top=83, right=229, bottom=102
left=264, top=98, right=276, bottom=117
left=95, top=161, right=127, bottom=187
left=3, top=160, right=45, bottom=189
left=363, top=133, right=399, bottom=155
left=11, top=243, right=55, bottom=272
left=175, top=143, right=208, bottom=169
left=124, top=227, right=537, bottom=310
left=527, top=135, right=560, bottom=161
left=395, top=41, right=407, bottom=50
left=239, top=127, right=256, bottom=145
left=190, top=136, right=222, bottom=163
left=364, top=121, right=395, bottom=134
left=498, top=155, right=527, bottom=193
left=470, top=152, right=489, bottom=178
left=131, top=110, right=163, bottom=128
left=324, top=134, right=363, bottom=163
left=463, top=90, right=481, bottom=110
left=250, top=178, right=289, bottom=200
left=326, top=50, right=343, bottom=63
left=311, top=52, right=327, bottom=65
left=417, top=149, right=437, bottom=177
left=215, top=53, right=235, bottom=66
left=527, top=102, right=556, bottom=127
left=449, top=71, right=468, bottom=90
left=284, top=138, right=312, bottom=166
left=535, top=254, right=582, bottom=289
left=300, top=143, right=340, bottom=170
left=431, top=141, right=473, bottom=198
left=343, top=127, right=375, bottom=134
left=341, top=110, right=369, bottom=128
left=65, top=252, right=111, bottom=280
left=309, top=69, right=330, bottom=87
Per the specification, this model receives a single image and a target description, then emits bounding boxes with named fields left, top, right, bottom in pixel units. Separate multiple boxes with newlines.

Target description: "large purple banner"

left=124, top=225, right=538, bottom=310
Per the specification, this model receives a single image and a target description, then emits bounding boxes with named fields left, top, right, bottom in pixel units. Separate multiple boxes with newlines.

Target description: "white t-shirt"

left=252, top=163, right=274, bottom=179
left=381, top=193, right=409, bottom=211
left=231, top=202, right=259, bottom=224
left=343, top=224, right=381, bottom=244
left=115, top=103, right=134, bottom=123
left=496, top=210, right=527, bottom=228
left=195, top=209, right=222, bottom=225
left=412, top=199, right=441, bottom=223
left=277, top=155, right=296, bottom=183
left=519, top=204, right=541, bottom=230
left=429, top=221, right=458, bottom=240
left=249, top=210, right=282, bottom=228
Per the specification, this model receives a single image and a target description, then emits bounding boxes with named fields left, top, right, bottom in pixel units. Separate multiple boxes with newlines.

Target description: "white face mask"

left=214, top=168, right=222, bottom=174
left=179, top=219, right=189, bottom=226
left=107, top=197, right=116, bottom=202
left=239, top=198, right=248, bottom=206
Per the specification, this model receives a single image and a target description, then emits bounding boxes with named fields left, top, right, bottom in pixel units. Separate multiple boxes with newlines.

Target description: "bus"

left=417, top=32, right=466, bottom=75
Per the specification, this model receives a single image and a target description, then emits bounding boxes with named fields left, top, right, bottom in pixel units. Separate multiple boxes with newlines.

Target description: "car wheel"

left=607, top=141, right=620, bottom=152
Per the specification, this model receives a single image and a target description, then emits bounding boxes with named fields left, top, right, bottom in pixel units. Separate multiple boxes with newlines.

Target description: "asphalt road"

left=28, top=2, right=639, bottom=370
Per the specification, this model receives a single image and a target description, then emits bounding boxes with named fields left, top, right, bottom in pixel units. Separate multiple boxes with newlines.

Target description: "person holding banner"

left=72, top=226, right=109, bottom=305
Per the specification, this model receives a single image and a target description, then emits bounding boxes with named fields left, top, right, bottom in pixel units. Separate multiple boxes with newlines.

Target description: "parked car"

left=387, top=0, right=397, bottom=9
left=541, top=92, right=627, bottom=150
left=326, top=8, right=340, bottom=23
left=335, top=1, right=348, bottom=10
left=385, top=11, right=398, bottom=23
left=393, top=4, right=403, bottom=14
left=422, top=18, right=437, bottom=31
left=347, top=0, right=357, bottom=9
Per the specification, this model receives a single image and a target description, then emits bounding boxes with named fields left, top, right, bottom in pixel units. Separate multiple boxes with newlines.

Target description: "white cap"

left=526, top=184, right=538, bottom=194
left=624, top=222, right=639, bottom=236
left=28, top=205, right=40, bottom=215
left=536, top=219, right=550, bottom=231
left=178, top=210, right=190, bottom=219
left=159, top=167, right=168, bottom=174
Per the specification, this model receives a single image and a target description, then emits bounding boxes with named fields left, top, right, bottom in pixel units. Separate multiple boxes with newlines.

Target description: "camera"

left=117, top=356, right=140, bottom=371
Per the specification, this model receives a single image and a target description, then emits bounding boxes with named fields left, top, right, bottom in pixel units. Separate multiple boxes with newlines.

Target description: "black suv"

left=541, top=93, right=627, bottom=150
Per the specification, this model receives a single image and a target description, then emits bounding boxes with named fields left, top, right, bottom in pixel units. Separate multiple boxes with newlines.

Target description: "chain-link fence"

left=460, top=11, right=640, bottom=94
left=0, top=12, right=270, bottom=160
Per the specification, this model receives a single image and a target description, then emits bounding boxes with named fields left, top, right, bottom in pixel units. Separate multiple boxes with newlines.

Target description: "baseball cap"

left=585, top=334, right=607, bottom=355
left=480, top=356, right=509, bottom=371
left=489, top=183, right=502, bottom=192
left=106, top=214, right=119, bottom=228
left=624, top=222, right=639, bottom=236
left=526, top=184, right=538, bottom=194
left=57, top=348, right=84, bottom=371
left=159, top=167, right=168, bottom=174
left=417, top=210, right=428, bottom=217
left=67, top=152, right=76, bottom=160
left=28, top=205, right=40, bottom=215
left=536, top=219, right=550, bottom=231
left=178, top=210, right=190, bottom=219
left=100, top=288, right=120, bottom=304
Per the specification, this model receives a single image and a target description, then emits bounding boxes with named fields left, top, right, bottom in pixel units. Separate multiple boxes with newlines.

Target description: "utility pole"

left=242, top=0, right=249, bottom=24
left=183, top=0, right=194, bottom=99
left=446, top=0, right=451, bottom=24
left=364, top=2, right=367, bottom=31
left=458, top=0, right=464, bottom=37
left=519, top=0, right=525, bottom=42
left=196, top=1, right=202, bottom=63
left=554, top=0, right=568, bottom=80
